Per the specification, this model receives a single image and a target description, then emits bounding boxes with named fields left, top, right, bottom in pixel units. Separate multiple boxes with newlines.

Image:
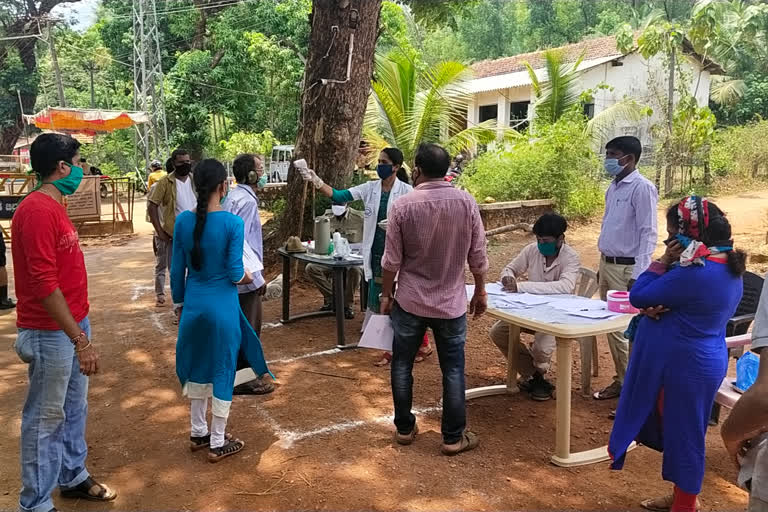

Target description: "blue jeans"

left=390, top=303, right=466, bottom=444
left=14, top=317, right=91, bottom=512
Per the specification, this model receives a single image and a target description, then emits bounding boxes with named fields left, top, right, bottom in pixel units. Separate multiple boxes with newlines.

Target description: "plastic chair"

left=574, top=267, right=600, bottom=396
left=710, top=271, right=764, bottom=424
left=710, top=333, right=753, bottom=424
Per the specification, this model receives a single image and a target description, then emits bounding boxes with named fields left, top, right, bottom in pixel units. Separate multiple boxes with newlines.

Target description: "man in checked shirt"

left=380, top=143, right=488, bottom=456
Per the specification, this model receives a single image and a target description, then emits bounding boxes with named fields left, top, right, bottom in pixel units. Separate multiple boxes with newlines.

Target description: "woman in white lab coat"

left=299, top=148, right=432, bottom=365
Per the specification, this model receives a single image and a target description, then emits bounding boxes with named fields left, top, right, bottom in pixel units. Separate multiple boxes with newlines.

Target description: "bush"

left=710, top=121, right=768, bottom=179
left=461, top=115, right=604, bottom=218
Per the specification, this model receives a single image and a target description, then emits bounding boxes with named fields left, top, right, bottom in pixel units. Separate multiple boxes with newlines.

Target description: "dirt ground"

left=1, top=191, right=766, bottom=512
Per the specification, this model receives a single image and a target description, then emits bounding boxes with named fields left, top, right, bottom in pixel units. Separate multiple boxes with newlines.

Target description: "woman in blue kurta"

left=172, top=159, right=271, bottom=463
left=609, top=196, right=746, bottom=512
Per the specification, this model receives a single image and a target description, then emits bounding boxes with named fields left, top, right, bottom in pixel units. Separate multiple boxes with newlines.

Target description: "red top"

left=12, top=192, right=89, bottom=330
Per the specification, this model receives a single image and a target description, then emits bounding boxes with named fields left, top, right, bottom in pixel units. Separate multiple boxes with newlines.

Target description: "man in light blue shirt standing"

left=594, top=136, right=658, bottom=401
left=224, top=153, right=274, bottom=395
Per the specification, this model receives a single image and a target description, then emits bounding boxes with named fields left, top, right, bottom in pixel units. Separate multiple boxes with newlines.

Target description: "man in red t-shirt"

left=12, top=133, right=116, bottom=512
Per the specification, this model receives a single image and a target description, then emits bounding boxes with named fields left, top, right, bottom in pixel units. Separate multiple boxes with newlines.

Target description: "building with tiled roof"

left=466, top=34, right=721, bottom=149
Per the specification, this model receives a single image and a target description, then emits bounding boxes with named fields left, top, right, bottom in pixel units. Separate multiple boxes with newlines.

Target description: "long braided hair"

left=191, top=159, right=227, bottom=271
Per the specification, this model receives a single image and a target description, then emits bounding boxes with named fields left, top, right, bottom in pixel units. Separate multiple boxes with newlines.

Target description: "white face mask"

left=331, top=205, right=347, bottom=217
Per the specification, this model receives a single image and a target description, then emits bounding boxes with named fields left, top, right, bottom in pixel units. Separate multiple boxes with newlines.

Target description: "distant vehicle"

left=269, top=145, right=294, bottom=183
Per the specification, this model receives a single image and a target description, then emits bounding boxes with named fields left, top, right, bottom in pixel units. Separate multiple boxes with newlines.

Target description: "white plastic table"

left=466, top=305, right=634, bottom=467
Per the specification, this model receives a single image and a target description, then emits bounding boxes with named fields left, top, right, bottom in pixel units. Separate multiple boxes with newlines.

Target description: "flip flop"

left=60, top=476, right=117, bottom=502
left=395, top=424, right=419, bottom=445
left=441, top=430, right=479, bottom=456
left=640, top=494, right=701, bottom=511
left=374, top=352, right=392, bottom=367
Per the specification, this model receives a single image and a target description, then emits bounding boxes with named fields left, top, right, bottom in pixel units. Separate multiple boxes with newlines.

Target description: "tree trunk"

left=266, top=0, right=382, bottom=252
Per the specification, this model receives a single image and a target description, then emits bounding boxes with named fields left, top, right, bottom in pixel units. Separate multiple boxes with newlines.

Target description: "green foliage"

left=219, top=131, right=279, bottom=162
left=364, top=54, right=505, bottom=166
left=525, top=50, right=584, bottom=125
left=78, top=130, right=135, bottom=175
left=710, top=121, right=768, bottom=179
left=461, top=111, right=604, bottom=218
left=0, top=48, right=37, bottom=133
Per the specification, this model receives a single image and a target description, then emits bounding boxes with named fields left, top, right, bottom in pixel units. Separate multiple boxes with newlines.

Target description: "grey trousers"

left=305, top=263, right=362, bottom=307
left=153, top=234, right=172, bottom=297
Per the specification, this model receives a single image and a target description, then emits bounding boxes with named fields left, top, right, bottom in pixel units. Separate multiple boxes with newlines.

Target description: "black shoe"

left=319, top=303, right=334, bottom=312
left=344, top=307, right=355, bottom=319
left=517, top=376, right=534, bottom=392
left=0, top=297, right=15, bottom=309
left=529, top=373, right=554, bottom=401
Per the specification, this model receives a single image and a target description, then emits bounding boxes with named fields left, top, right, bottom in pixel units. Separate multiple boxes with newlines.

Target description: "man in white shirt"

left=722, top=272, right=768, bottom=512
left=594, top=136, right=658, bottom=401
left=147, top=149, right=196, bottom=314
left=489, top=213, right=581, bottom=401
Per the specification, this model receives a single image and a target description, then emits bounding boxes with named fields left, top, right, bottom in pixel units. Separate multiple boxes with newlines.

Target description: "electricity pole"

left=133, top=0, right=169, bottom=169
left=85, top=60, right=96, bottom=108
left=47, top=20, right=66, bottom=108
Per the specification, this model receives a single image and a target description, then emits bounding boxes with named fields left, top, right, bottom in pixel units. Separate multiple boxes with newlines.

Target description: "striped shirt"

left=382, top=180, right=488, bottom=319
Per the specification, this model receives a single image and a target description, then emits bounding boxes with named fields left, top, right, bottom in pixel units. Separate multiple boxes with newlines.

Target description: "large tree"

left=0, top=0, right=80, bottom=154
left=270, top=0, right=383, bottom=247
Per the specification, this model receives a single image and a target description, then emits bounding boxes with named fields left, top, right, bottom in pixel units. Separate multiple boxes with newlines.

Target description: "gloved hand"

left=298, top=167, right=324, bottom=189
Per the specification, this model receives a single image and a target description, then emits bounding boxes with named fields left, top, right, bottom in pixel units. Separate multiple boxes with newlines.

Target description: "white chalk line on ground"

left=256, top=405, right=442, bottom=449
left=150, top=312, right=169, bottom=335
left=234, top=348, right=342, bottom=387
left=131, top=284, right=154, bottom=302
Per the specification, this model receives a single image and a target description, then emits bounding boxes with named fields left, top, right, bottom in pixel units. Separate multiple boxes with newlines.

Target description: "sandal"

left=441, top=430, right=479, bottom=456
left=208, top=438, right=245, bottom=463
left=374, top=352, right=392, bottom=367
left=60, top=476, right=117, bottom=502
left=415, top=346, right=433, bottom=363
left=640, top=494, right=702, bottom=511
left=156, top=295, right=166, bottom=307
left=190, top=432, right=232, bottom=451
left=395, top=423, right=418, bottom=446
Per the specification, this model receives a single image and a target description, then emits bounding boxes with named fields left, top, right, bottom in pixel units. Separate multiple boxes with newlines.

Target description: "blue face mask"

left=603, top=158, right=626, bottom=177
left=537, top=241, right=558, bottom=256
left=256, top=174, right=268, bottom=189
left=54, top=162, right=84, bottom=195
left=377, top=164, right=394, bottom=180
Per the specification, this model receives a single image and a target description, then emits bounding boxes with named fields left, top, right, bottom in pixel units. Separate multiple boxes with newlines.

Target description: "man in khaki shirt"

left=305, top=204, right=364, bottom=319
left=489, top=213, right=581, bottom=401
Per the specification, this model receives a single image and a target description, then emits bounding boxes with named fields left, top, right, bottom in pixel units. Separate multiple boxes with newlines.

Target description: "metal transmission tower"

left=133, top=0, right=169, bottom=169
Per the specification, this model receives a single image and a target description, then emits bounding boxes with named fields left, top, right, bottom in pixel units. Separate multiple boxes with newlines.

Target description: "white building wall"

left=468, top=52, right=714, bottom=152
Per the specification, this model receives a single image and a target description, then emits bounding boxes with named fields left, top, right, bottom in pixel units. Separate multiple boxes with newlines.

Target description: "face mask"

left=603, top=158, right=626, bottom=177
left=377, top=164, right=394, bottom=180
left=175, top=163, right=192, bottom=176
left=331, top=205, right=347, bottom=217
left=53, top=162, right=84, bottom=196
left=256, top=174, right=268, bottom=189
left=537, top=241, right=558, bottom=257
left=664, top=233, right=694, bottom=248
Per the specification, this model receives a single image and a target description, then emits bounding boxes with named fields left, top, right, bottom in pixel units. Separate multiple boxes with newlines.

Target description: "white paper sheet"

left=358, top=314, right=394, bottom=351
left=505, top=293, right=551, bottom=306
left=242, top=242, right=263, bottom=273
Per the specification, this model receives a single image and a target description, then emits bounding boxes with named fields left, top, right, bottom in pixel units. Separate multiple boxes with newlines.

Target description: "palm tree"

left=363, top=54, right=517, bottom=166
left=524, top=50, right=647, bottom=143
left=690, top=0, right=768, bottom=107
